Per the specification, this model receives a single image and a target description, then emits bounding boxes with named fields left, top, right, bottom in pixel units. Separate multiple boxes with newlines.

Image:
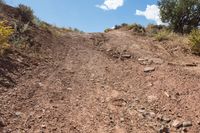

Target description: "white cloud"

left=96, top=0, right=124, bottom=11
left=136, top=5, right=165, bottom=25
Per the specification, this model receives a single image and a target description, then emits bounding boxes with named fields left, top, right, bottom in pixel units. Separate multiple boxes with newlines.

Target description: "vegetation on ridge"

left=158, top=0, right=200, bottom=33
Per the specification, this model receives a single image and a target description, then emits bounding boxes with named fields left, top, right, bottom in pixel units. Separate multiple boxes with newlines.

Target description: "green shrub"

left=17, top=4, right=34, bottom=23
left=154, top=30, right=170, bottom=41
left=188, top=29, right=200, bottom=55
left=104, top=28, right=112, bottom=33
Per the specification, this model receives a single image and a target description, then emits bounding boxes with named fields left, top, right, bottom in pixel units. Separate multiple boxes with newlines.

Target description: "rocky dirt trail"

left=1, top=30, right=200, bottom=133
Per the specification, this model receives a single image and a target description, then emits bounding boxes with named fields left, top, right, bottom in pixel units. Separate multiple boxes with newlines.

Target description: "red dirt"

left=1, top=29, right=200, bottom=133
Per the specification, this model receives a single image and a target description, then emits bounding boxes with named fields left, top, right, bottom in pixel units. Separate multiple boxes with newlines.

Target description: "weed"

left=188, top=29, right=200, bottom=55
left=154, top=30, right=170, bottom=41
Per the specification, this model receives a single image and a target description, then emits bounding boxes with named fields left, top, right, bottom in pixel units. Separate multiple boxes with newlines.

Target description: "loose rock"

left=182, top=121, right=192, bottom=127
left=121, top=54, right=131, bottom=59
left=144, top=67, right=155, bottom=73
left=15, top=112, right=22, bottom=116
left=162, top=116, right=171, bottom=123
left=67, top=87, right=73, bottom=91
left=150, top=58, right=164, bottom=64
left=0, top=117, right=5, bottom=127
left=171, top=119, right=182, bottom=128
left=41, top=124, right=46, bottom=128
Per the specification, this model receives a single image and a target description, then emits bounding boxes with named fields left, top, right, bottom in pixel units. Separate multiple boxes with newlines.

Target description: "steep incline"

left=1, top=30, right=200, bottom=133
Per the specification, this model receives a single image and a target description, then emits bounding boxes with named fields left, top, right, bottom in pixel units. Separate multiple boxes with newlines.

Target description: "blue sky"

left=5, top=0, right=161, bottom=32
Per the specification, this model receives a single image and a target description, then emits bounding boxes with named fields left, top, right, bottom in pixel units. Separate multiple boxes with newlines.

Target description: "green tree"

left=158, top=0, right=200, bottom=33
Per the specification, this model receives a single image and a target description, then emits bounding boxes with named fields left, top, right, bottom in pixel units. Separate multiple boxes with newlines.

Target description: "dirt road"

left=1, top=30, right=200, bottom=133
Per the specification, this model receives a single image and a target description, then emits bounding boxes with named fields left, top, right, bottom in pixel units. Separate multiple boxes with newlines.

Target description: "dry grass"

left=0, top=21, right=14, bottom=54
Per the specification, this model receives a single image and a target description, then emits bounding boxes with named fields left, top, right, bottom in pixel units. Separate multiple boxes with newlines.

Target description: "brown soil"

left=0, top=29, right=200, bottom=133
left=1, top=4, right=200, bottom=133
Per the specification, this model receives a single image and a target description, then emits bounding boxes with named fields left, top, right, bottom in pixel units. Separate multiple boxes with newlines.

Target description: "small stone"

left=182, top=121, right=192, bottom=127
left=15, top=112, right=22, bottom=116
left=137, top=108, right=146, bottom=114
left=162, top=116, right=171, bottom=123
left=146, top=82, right=153, bottom=87
left=144, top=67, right=155, bottom=73
left=138, top=58, right=148, bottom=61
left=0, top=117, right=5, bottom=127
left=149, top=112, right=156, bottom=118
left=120, top=117, right=125, bottom=122
left=41, top=124, right=46, bottom=128
left=138, top=58, right=151, bottom=65
left=150, top=58, right=164, bottom=64
left=121, top=54, right=131, bottom=58
left=16, top=58, right=23, bottom=63
left=164, top=92, right=170, bottom=98
left=67, top=88, right=73, bottom=91
left=172, top=119, right=182, bottom=128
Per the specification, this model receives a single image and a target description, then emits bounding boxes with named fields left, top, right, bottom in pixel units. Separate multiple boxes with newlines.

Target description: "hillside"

left=0, top=3, right=200, bottom=133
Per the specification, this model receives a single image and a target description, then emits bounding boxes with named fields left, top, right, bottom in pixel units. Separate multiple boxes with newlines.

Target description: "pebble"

left=162, top=116, right=171, bottom=123
left=15, top=112, right=22, bottom=116
left=150, top=58, right=164, bottom=64
left=137, top=109, right=146, bottom=114
left=172, top=119, right=182, bottom=128
left=138, top=58, right=148, bottom=61
left=67, top=87, right=73, bottom=91
left=164, top=92, right=170, bottom=98
left=41, top=124, right=46, bottom=128
left=121, top=54, right=131, bottom=59
left=182, top=121, right=192, bottom=127
left=149, top=112, right=156, bottom=118
left=120, top=117, right=125, bottom=122
left=0, top=117, right=5, bottom=127
left=16, top=58, right=23, bottom=63
left=144, top=67, right=155, bottom=73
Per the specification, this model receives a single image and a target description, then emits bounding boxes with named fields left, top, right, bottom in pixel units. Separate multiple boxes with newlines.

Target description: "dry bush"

left=188, top=29, right=200, bottom=55
left=10, top=21, right=30, bottom=47
left=154, top=30, right=170, bottom=41
left=0, top=21, right=14, bottom=54
left=129, top=24, right=145, bottom=34
left=146, top=24, right=168, bottom=36
left=17, top=4, right=34, bottom=23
